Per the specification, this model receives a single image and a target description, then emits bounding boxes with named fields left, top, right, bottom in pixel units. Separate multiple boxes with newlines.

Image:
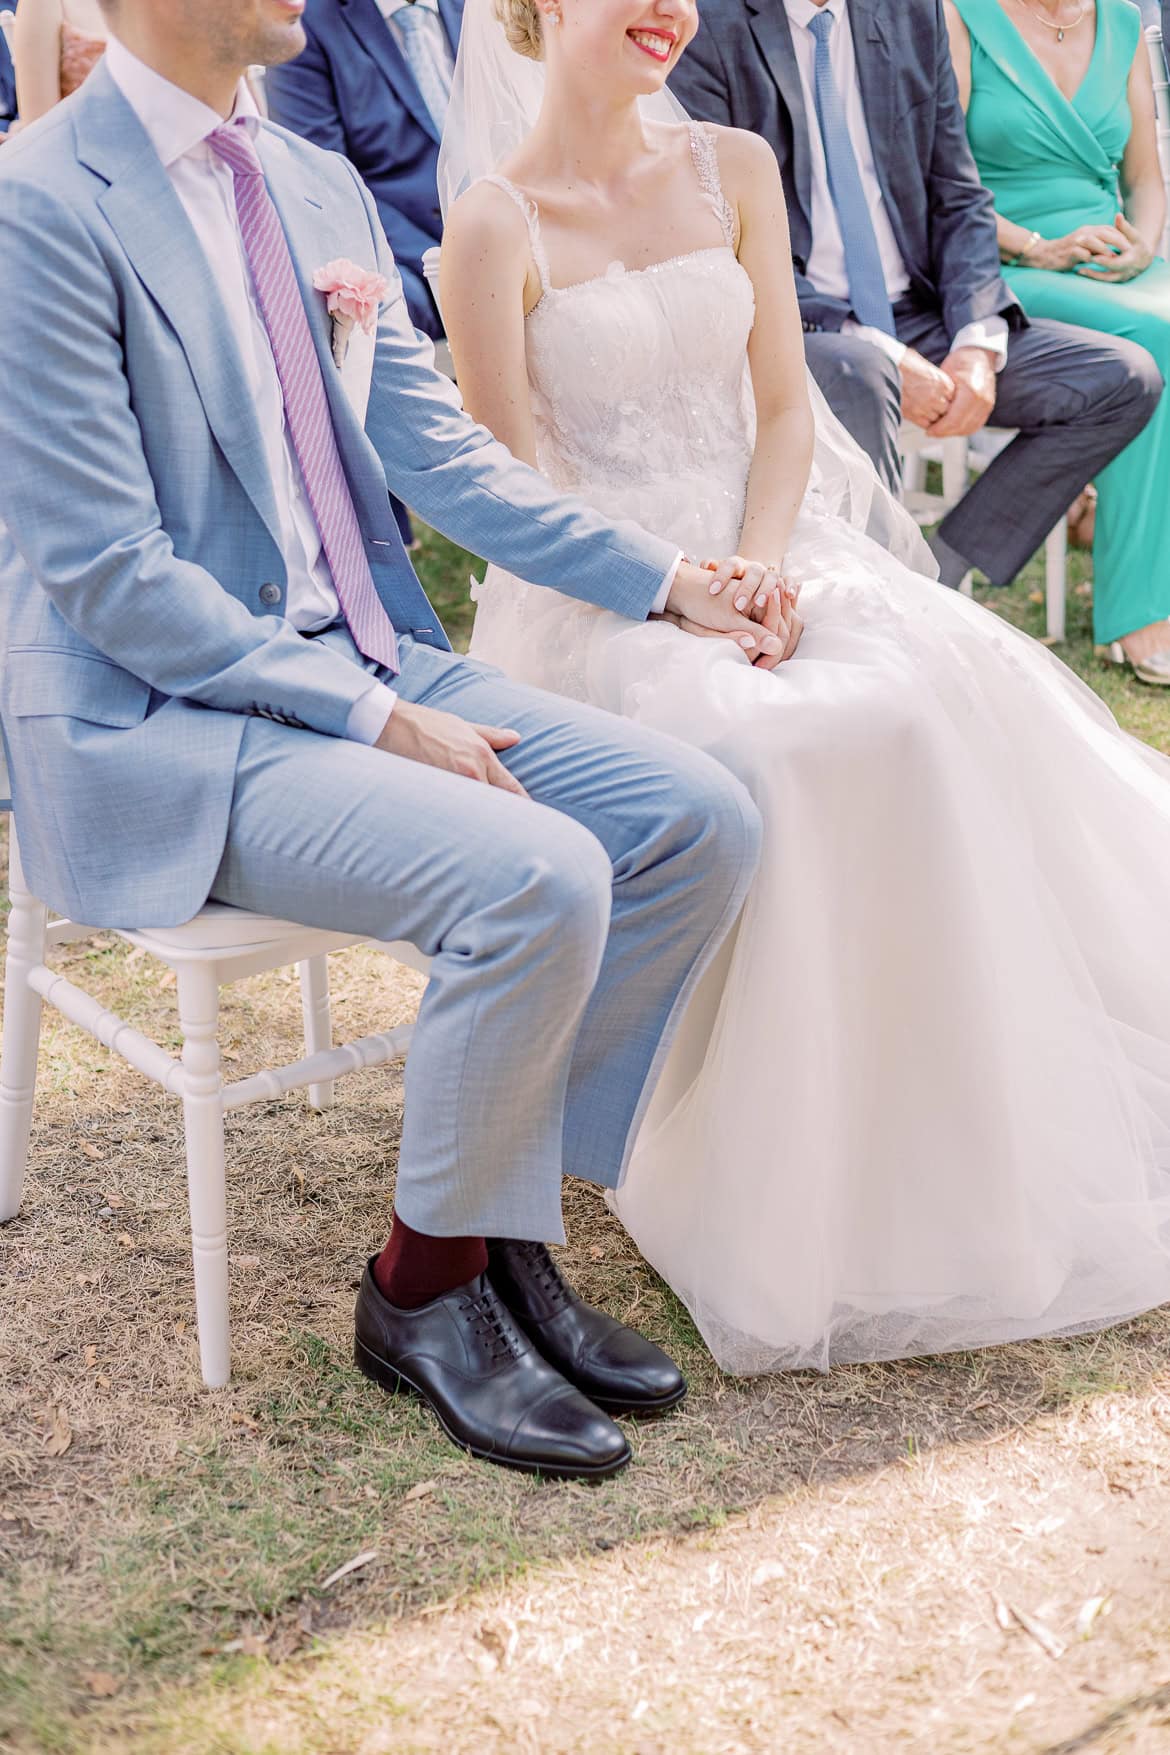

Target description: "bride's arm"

left=439, top=183, right=544, bottom=468
left=718, top=127, right=816, bottom=568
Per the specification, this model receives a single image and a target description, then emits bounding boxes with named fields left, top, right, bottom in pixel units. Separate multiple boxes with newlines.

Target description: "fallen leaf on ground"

left=79, top=1142, right=100, bottom=1160
left=319, top=1549, right=378, bottom=1591
left=83, top=1346, right=97, bottom=1369
left=217, top=1633, right=268, bottom=1658
left=233, top=1256, right=261, bottom=1270
left=115, top=1234, right=134, bottom=1249
left=81, top=1671, right=119, bottom=1698
left=102, top=1191, right=125, bottom=1209
left=1002, top=1599, right=1066, bottom=1660
left=1076, top=1595, right=1112, bottom=1638
left=44, top=1409, right=73, bottom=1458
left=403, top=1480, right=438, bottom=1504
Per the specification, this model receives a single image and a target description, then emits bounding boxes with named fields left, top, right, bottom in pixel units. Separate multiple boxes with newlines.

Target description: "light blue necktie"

left=394, top=2, right=452, bottom=138
left=806, top=8, right=896, bottom=335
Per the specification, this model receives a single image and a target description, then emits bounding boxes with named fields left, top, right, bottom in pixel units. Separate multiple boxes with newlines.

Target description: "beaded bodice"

left=483, top=124, right=757, bottom=560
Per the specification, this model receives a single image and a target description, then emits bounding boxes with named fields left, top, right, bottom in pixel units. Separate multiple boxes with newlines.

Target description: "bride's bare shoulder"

left=445, top=177, right=532, bottom=251
left=699, top=122, right=781, bottom=182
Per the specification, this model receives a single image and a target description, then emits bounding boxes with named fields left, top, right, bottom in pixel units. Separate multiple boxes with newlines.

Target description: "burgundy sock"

left=373, top=1211, right=488, bottom=1309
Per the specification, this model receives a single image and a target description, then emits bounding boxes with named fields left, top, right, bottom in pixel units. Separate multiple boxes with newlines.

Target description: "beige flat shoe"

left=1108, top=641, right=1170, bottom=686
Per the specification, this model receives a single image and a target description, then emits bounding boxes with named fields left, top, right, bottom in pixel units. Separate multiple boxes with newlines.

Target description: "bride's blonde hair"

left=494, top=0, right=544, bottom=60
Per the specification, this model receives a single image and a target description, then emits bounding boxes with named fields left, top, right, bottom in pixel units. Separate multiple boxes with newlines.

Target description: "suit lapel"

left=78, top=68, right=283, bottom=552
left=846, top=0, right=912, bottom=261
left=438, top=0, right=464, bottom=60
left=339, top=0, right=441, bottom=145
left=746, top=0, right=811, bottom=223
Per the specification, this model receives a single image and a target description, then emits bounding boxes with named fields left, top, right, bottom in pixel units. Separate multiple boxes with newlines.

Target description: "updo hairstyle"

left=494, top=0, right=544, bottom=60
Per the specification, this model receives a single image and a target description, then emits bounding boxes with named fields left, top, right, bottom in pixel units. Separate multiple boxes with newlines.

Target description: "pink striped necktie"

left=208, top=120, right=399, bottom=673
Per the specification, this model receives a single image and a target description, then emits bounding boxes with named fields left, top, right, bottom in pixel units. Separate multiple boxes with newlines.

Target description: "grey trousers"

left=807, top=311, right=1163, bottom=586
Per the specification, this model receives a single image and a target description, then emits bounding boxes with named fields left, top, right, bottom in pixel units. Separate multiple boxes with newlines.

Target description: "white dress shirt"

left=105, top=36, right=397, bottom=741
left=783, top=0, right=1007, bottom=369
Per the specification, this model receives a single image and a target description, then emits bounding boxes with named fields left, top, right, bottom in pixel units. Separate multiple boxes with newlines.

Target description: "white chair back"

left=1147, top=25, right=1170, bottom=258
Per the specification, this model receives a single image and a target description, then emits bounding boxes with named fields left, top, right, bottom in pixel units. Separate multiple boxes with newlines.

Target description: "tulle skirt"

left=469, top=504, right=1170, bottom=1373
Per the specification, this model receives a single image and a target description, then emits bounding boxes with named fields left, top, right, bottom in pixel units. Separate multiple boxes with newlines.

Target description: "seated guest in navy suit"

left=671, top=0, right=1162, bottom=593
left=266, top=0, right=462, bottom=343
left=0, top=1, right=17, bottom=139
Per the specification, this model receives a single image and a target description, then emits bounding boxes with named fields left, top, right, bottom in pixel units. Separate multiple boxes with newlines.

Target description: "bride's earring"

left=546, top=5, right=562, bottom=23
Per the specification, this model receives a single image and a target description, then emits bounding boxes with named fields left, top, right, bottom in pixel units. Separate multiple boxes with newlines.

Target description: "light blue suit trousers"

left=211, top=630, right=761, bottom=1240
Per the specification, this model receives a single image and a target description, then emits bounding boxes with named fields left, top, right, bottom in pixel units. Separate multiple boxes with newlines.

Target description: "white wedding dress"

left=468, top=125, right=1170, bottom=1373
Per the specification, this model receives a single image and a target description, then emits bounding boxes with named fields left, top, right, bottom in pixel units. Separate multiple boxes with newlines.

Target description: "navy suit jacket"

left=266, top=0, right=463, bottom=340
left=670, top=0, right=1022, bottom=340
left=0, top=3, right=17, bottom=134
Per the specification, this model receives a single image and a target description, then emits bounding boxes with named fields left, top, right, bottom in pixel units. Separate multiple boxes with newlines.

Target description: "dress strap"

left=687, top=121, right=737, bottom=250
left=479, top=173, right=553, bottom=294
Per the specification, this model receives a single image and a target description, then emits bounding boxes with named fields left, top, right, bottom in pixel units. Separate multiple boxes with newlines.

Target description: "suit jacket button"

left=259, top=583, right=282, bottom=606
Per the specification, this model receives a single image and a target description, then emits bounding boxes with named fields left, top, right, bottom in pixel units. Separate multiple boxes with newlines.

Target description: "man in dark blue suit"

left=0, top=2, right=18, bottom=140
left=672, top=0, right=1162, bottom=589
left=266, top=0, right=463, bottom=342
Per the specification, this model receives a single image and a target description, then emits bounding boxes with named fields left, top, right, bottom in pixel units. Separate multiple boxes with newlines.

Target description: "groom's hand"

left=666, top=562, right=784, bottom=660
left=376, top=700, right=528, bottom=796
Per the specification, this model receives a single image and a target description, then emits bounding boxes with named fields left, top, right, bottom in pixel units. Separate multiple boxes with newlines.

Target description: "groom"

left=0, top=0, right=770, bottom=1478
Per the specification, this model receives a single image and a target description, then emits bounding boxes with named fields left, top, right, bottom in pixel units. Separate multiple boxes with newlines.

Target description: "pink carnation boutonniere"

left=312, top=259, right=391, bottom=368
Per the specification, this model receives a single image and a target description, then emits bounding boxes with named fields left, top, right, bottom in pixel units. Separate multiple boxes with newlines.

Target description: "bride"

left=437, top=0, right=1170, bottom=1373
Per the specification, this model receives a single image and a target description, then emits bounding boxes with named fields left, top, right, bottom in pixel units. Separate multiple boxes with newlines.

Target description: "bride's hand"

left=699, top=554, right=786, bottom=614
left=666, top=561, right=784, bottom=660
left=750, top=576, right=803, bottom=670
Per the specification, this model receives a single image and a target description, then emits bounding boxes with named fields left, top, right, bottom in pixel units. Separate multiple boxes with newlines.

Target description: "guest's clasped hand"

left=901, top=345, right=997, bottom=438
left=1072, top=213, right=1153, bottom=284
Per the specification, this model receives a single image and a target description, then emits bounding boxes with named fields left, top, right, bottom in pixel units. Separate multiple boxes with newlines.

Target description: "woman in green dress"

left=946, top=0, right=1170, bottom=682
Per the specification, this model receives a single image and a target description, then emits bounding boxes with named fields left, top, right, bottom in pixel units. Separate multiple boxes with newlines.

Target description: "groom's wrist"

left=652, top=551, right=686, bottom=618
left=346, top=680, right=399, bottom=744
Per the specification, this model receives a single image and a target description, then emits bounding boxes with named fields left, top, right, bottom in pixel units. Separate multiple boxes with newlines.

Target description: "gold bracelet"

left=1006, top=230, right=1042, bottom=267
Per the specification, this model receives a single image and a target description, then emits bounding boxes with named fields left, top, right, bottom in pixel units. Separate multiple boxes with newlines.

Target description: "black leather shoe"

left=354, top=1262, right=632, bottom=1480
left=486, top=1239, right=687, bottom=1418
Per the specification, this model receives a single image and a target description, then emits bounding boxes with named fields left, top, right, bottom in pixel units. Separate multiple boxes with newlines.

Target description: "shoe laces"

left=510, top=1240, right=574, bottom=1313
left=464, top=1283, right=528, bottom=1365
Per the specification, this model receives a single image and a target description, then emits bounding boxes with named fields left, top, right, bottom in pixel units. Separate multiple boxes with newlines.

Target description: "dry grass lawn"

left=3, top=534, right=1170, bottom=1754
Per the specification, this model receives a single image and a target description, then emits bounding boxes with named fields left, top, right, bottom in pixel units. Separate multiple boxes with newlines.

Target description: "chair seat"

left=119, top=903, right=360, bottom=958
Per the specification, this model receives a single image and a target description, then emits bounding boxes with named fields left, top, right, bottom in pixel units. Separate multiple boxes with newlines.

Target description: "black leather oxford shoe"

left=486, top=1239, right=687, bottom=1418
left=354, top=1262, right=632, bottom=1480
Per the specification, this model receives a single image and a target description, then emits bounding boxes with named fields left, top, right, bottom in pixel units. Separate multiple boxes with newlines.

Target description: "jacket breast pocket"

left=4, top=649, right=154, bottom=728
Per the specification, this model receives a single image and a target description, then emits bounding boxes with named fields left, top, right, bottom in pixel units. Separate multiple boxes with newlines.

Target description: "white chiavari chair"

left=0, top=795, right=431, bottom=1390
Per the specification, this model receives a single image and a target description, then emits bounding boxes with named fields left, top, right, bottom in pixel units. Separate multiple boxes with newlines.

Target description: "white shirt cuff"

left=950, top=318, right=1010, bottom=371
left=346, top=679, right=398, bottom=743
left=843, top=319, right=908, bottom=369
left=653, top=551, right=685, bottom=616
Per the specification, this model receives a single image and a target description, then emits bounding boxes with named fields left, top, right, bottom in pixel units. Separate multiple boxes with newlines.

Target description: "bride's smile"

left=627, top=28, right=679, bottom=64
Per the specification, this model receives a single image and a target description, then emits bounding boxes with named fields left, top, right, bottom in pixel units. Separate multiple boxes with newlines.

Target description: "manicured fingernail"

left=755, top=593, right=769, bottom=609
left=709, top=579, right=723, bottom=595
left=739, top=635, right=756, bottom=649
left=735, top=595, right=748, bottom=612
left=762, top=636, right=782, bottom=653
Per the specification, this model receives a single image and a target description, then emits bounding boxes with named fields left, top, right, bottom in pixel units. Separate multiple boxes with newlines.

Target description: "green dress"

left=955, top=0, right=1170, bottom=645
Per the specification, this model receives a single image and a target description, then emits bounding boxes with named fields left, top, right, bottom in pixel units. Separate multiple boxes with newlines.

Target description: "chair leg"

left=299, top=955, right=335, bottom=1113
left=1045, top=519, right=1068, bottom=644
left=941, top=436, right=970, bottom=507
left=0, top=835, right=48, bottom=1221
left=177, top=961, right=231, bottom=1388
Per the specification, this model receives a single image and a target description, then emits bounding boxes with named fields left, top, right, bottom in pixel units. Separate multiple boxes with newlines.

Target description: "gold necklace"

left=1013, top=0, right=1087, bottom=43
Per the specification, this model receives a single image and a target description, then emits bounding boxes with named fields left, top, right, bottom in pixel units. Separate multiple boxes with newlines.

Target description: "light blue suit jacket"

left=0, top=66, right=677, bottom=929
